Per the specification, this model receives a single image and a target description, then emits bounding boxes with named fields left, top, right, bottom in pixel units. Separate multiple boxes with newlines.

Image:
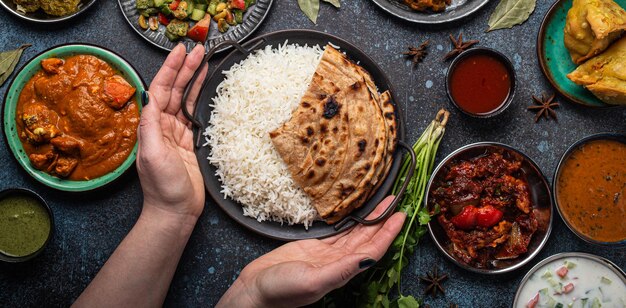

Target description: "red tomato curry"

left=16, top=55, right=140, bottom=181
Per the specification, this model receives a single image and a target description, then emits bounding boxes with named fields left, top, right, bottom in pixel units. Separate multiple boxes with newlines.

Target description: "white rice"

left=203, top=42, right=323, bottom=227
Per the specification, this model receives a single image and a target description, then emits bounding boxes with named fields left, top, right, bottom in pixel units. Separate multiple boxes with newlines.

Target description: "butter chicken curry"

left=16, top=55, right=140, bottom=181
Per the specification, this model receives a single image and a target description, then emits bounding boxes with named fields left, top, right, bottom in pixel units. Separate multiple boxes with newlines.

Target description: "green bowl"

left=2, top=44, right=145, bottom=192
left=537, top=0, right=626, bottom=108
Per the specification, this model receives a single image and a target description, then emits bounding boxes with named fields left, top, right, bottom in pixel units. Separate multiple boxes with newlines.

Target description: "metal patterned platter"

left=118, top=0, right=273, bottom=52
left=370, top=0, right=490, bottom=25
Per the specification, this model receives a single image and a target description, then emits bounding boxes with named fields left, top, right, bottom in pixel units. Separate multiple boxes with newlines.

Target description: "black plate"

left=190, top=30, right=407, bottom=241
left=0, top=0, right=96, bottom=23
left=370, top=0, right=490, bottom=25
left=118, top=0, right=273, bottom=53
left=425, top=142, right=553, bottom=274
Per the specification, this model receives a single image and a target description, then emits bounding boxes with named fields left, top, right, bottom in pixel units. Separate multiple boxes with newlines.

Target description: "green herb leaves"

left=297, top=0, right=340, bottom=24
left=0, top=44, right=31, bottom=87
left=353, top=110, right=449, bottom=307
left=487, top=0, right=536, bottom=31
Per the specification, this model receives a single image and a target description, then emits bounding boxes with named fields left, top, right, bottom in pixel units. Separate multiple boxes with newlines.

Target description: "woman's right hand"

left=137, top=43, right=208, bottom=221
left=217, top=196, right=405, bottom=308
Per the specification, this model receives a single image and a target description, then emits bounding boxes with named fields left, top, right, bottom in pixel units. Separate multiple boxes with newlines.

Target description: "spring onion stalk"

left=361, top=109, right=449, bottom=307
left=321, top=109, right=450, bottom=308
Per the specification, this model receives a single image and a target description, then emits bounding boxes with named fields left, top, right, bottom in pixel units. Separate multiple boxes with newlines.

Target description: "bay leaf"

left=0, top=44, right=31, bottom=87
left=487, top=0, right=536, bottom=31
left=323, top=0, right=340, bottom=8
left=298, top=0, right=320, bottom=24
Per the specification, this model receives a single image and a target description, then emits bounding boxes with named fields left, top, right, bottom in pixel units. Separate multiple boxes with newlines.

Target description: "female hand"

left=217, top=196, right=406, bottom=308
left=137, top=43, right=208, bottom=220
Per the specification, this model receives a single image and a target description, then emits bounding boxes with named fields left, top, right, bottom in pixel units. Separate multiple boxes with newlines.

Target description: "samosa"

left=568, top=36, right=626, bottom=105
left=563, top=0, right=626, bottom=64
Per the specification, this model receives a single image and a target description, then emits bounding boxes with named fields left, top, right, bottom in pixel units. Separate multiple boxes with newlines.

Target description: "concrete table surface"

left=0, top=0, right=624, bottom=306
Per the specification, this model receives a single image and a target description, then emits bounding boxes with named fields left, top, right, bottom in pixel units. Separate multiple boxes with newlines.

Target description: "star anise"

left=403, top=40, right=429, bottom=67
left=528, top=93, right=559, bottom=122
left=420, top=266, right=448, bottom=297
left=443, top=33, right=479, bottom=61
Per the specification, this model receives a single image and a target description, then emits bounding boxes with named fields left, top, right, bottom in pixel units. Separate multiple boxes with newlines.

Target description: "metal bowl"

left=0, top=188, right=54, bottom=263
left=369, top=0, right=490, bottom=25
left=0, top=0, right=96, bottom=23
left=425, top=142, right=553, bottom=274
left=445, top=47, right=517, bottom=118
left=512, top=252, right=626, bottom=307
left=552, top=133, right=626, bottom=246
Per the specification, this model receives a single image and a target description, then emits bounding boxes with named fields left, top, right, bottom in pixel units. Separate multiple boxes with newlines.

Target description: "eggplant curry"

left=16, top=55, right=139, bottom=181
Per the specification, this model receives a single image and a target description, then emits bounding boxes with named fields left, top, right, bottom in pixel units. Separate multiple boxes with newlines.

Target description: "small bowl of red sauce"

left=446, top=47, right=516, bottom=118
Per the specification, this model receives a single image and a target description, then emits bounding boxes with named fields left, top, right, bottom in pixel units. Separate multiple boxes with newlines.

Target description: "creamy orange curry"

left=16, top=55, right=140, bottom=181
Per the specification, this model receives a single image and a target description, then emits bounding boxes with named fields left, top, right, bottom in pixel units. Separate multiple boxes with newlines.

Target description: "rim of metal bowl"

left=369, top=0, right=490, bottom=25
left=552, top=132, right=626, bottom=247
left=0, top=187, right=54, bottom=263
left=0, top=0, right=97, bottom=23
left=511, top=252, right=626, bottom=307
left=425, top=142, right=553, bottom=274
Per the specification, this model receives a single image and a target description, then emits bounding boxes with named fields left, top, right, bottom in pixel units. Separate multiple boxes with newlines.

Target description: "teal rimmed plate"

left=2, top=44, right=145, bottom=192
left=537, top=0, right=626, bottom=108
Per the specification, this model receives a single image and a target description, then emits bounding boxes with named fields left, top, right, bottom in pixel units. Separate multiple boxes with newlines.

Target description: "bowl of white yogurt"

left=512, top=252, right=626, bottom=308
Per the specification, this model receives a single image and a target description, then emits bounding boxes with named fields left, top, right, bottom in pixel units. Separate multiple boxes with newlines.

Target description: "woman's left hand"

left=217, top=196, right=405, bottom=308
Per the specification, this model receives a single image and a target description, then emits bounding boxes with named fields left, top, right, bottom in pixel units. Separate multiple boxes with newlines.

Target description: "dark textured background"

left=0, top=0, right=624, bottom=307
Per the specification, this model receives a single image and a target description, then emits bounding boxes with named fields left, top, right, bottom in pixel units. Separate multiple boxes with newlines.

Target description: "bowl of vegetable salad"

left=118, top=0, right=273, bottom=52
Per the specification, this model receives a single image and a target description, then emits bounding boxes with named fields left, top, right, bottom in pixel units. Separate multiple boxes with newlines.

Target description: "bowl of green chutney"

left=0, top=188, right=53, bottom=262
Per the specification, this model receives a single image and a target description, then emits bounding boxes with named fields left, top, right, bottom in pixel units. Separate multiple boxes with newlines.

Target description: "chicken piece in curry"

left=16, top=55, right=140, bottom=180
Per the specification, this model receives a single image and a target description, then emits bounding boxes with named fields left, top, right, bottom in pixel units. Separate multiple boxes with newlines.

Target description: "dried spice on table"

left=443, top=33, right=478, bottom=61
left=403, top=40, right=430, bottom=67
left=528, top=93, right=559, bottom=122
left=0, top=44, right=31, bottom=86
left=420, top=266, right=448, bottom=297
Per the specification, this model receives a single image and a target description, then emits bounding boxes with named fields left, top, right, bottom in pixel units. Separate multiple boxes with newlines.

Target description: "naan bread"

left=270, top=45, right=397, bottom=223
left=568, top=36, right=626, bottom=105
left=564, top=0, right=626, bottom=64
left=369, top=91, right=398, bottom=197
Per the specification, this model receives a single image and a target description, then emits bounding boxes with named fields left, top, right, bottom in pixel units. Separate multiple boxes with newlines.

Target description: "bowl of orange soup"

left=553, top=133, right=626, bottom=246
left=2, top=44, right=145, bottom=192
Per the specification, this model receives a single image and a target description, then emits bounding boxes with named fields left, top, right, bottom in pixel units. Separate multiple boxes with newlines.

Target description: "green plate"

left=537, top=0, right=626, bottom=108
left=2, top=44, right=145, bottom=192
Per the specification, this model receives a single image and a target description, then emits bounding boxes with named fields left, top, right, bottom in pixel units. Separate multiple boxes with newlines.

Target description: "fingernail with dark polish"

left=141, top=90, right=149, bottom=106
left=359, top=258, right=376, bottom=269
